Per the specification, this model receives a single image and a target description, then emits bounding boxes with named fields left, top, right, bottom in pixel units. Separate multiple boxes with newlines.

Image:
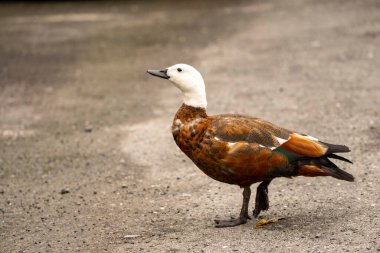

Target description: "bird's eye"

left=177, top=68, right=182, bottom=72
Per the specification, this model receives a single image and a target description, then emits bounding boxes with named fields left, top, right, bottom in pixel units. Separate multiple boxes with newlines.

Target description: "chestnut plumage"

left=147, top=63, right=354, bottom=228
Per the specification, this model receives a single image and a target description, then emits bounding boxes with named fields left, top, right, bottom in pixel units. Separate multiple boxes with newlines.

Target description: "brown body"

left=172, top=104, right=353, bottom=187
left=148, top=64, right=353, bottom=227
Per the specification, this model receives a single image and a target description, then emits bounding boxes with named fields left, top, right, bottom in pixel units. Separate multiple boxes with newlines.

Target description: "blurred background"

left=0, top=1, right=379, bottom=252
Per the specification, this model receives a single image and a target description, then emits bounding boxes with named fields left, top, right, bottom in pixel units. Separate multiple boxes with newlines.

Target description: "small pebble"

left=84, top=125, right=92, bottom=133
left=60, top=188, right=70, bottom=194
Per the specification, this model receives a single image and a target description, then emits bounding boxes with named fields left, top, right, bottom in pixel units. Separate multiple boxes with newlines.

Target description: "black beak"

left=147, top=69, right=170, bottom=79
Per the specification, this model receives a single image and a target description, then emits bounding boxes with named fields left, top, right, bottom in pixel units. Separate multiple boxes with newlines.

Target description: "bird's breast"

left=171, top=118, right=243, bottom=184
left=172, top=118, right=207, bottom=151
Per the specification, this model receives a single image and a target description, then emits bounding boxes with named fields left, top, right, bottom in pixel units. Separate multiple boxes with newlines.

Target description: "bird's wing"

left=210, top=114, right=292, bottom=148
left=206, top=115, right=350, bottom=185
left=210, top=115, right=332, bottom=159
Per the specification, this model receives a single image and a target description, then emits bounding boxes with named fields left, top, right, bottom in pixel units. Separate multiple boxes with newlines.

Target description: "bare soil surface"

left=0, top=0, right=379, bottom=252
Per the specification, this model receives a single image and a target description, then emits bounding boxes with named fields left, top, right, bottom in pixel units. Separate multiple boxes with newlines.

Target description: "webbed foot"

left=214, top=216, right=249, bottom=228
left=214, top=186, right=251, bottom=228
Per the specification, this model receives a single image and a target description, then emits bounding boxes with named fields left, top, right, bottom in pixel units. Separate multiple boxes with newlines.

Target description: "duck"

left=147, top=63, right=354, bottom=228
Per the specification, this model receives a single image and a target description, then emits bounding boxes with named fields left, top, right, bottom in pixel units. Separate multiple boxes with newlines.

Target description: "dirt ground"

left=0, top=0, right=379, bottom=252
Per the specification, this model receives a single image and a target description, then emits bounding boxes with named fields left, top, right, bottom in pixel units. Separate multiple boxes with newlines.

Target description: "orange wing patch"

left=281, top=133, right=327, bottom=157
left=298, top=165, right=327, bottom=177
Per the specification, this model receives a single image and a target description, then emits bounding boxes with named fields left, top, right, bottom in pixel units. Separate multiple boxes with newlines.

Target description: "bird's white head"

left=147, top=63, right=207, bottom=108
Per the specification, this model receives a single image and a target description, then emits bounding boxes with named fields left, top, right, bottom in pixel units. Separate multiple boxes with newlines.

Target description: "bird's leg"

left=214, top=186, right=251, bottom=228
left=253, top=180, right=272, bottom=218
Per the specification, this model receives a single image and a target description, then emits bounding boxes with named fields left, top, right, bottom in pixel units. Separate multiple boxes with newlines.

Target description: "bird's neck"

left=174, top=103, right=208, bottom=123
left=182, top=85, right=207, bottom=108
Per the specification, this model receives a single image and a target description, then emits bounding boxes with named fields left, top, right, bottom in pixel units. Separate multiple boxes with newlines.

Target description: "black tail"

left=295, top=155, right=354, bottom=182
left=320, top=164, right=354, bottom=182
left=320, top=141, right=350, bottom=154
left=326, top=153, right=352, bottom=164
left=321, top=154, right=354, bottom=181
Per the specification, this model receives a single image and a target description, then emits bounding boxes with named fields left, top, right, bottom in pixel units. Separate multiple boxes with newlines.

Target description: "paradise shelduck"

left=147, top=64, right=354, bottom=228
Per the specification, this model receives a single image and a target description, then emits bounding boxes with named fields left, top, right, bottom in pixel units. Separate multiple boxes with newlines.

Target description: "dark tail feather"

left=323, top=153, right=354, bottom=181
left=326, top=153, right=353, bottom=164
left=320, top=165, right=355, bottom=182
left=320, top=141, right=350, bottom=154
left=295, top=156, right=354, bottom=182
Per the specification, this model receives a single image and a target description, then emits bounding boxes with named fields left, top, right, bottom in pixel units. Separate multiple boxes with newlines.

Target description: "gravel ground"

left=0, top=0, right=379, bottom=252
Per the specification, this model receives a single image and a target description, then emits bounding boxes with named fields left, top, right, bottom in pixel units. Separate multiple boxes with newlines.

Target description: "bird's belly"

left=192, top=155, right=267, bottom=185
left=177, top=140, right=276, bottom=186
left=193, top=157, right=243, bottom=185
left=173, top=121, right=289, bottom=186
